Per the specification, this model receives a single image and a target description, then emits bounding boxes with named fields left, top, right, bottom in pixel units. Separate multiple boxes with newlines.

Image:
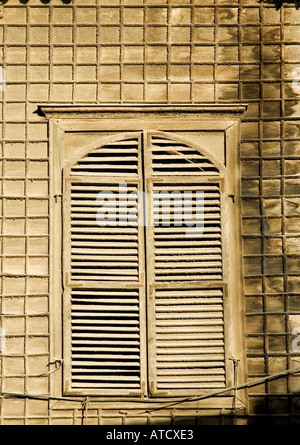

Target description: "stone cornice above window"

left=38, top=103, right=248, bottom=120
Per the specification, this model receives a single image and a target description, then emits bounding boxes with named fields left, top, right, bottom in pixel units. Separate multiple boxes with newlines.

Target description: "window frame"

left=41, top=104, right=248, bottom=408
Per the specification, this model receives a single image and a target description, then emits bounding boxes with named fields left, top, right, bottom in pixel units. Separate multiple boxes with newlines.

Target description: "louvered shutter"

left=145, top=131, right=227, bottom=396
left=63, top=134, right=147, bottom=395
left=63, top=130, right=229, bottom=397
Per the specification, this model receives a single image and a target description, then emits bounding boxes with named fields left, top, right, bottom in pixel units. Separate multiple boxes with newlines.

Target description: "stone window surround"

left=38, top=103, right=248, bottom=411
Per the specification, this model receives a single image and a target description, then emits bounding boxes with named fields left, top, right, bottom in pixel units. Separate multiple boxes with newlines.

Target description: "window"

left=42, top=105, right=247, bottom=402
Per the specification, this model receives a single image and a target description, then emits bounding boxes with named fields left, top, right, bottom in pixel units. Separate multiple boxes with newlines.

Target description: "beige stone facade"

left=0, top=0, right=300, bottom=425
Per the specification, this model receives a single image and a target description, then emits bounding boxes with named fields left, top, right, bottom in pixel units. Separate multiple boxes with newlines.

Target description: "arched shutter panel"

left=146, top=131, right=227, bottom=396
left=70, top=137, right=139, bottom=176
left=150, top=133, right=219, bottom=175
left=63, top=134, right=146, bottom=395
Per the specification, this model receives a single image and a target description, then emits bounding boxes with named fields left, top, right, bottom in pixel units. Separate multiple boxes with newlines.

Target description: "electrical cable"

left=0, top=365, right=300, bottom=413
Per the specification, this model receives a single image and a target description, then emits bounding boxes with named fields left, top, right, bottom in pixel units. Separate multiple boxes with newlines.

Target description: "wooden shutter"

left=63, top=134, right=146, bottom=395
left=63, top=130, right=229, bottom=397
left=145, top=131, right=227, bottom=396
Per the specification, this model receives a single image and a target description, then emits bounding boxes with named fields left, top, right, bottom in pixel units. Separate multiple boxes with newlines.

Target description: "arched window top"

left=67, top=131, right=223, bottom=178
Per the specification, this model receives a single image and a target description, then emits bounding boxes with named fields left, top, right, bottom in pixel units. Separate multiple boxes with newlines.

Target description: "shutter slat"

left=72, top=319, right=139, bottom=325
left=72, top=333, right=139, bottom=339
left=156, top=326, right=223, bottom=333
left=72, top=164, right=138, bottom=170
left=72, top=297, right=138, bottom=304
left=158, top=366, right=224, bottom=373
left=73, top=311, right=140, bottom=317
left=156, top=305, right=223, bottom=312
left=157, top=354, right=225, bottom=362
left=158, top=382, right=225, bottom=389
left=71, top=254, right=138, bottom=261
left=155, top=297, right=222, bottom=304
left=154, top=241, right=221, bottom=247
left=71, top=171, right=138, bottom=177
left=158, top=375, right=225, bottom=382
left=71, top=268, right=138, bottom=275
left=76, top=156, right=138, bottom=162
left=157, top=340, right=224, bottom=347
left=72, top=262, right=138, bottom=267
left=71, top=239, right=138, bottom=247
left=156, top=347, right=225, bottom=354
left=72, top=361, right=140, bottom=367
left=154, top=248, right=221, bottom=254
left=72, top=325, right=139, bottom=332
left=73, top=376, right=140, bottom=390
left=72, top=354, right=140, bottom=359
left=156, top=330, right=223, bottom=340
left=72, top=369, right=140, bottom=374
left=72, top=244, right=137, bottom=253
left=71, top=234, right=138, bottom=240
left=154, top=275, right=223, bottom=281
left=156, top=312, right=224, bottom=319
left=153, top=162, right=219, bottom=169
left=72, top=347, right=140, bottom=352
left=72, top=340, right=140, bottom=346
left=71, top=276, right=138, bottom=281
left=72, top=304, right=139, bottom=311
left=156, top=320, right=223, bottom=327
left=156, top=262, right=222, bottom=269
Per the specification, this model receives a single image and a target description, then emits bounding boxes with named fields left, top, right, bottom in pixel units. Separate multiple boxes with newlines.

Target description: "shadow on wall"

left=260, top=0, right=300, bottom=10
left=242, top=23, right=300, bottom=424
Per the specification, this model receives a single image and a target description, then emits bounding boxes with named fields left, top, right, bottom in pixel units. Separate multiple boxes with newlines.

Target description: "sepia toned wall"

left=0, top=0, right=300, bottom=425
